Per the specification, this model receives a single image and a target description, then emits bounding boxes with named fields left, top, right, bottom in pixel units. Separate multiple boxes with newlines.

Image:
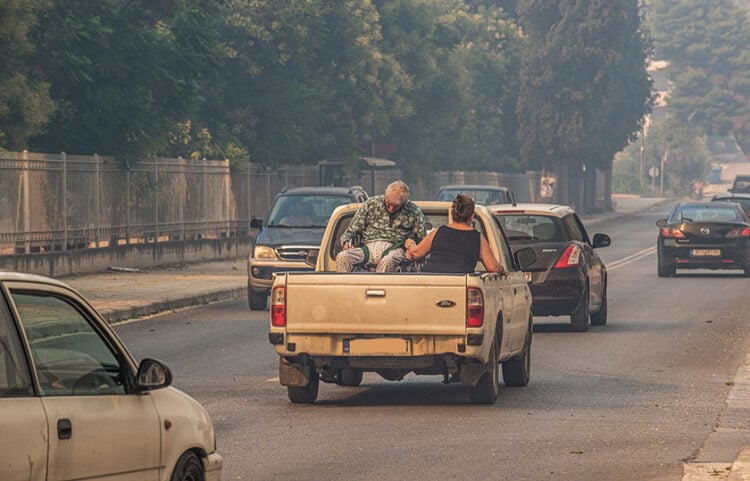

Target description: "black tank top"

left=421, top=226, right=481, bottom=274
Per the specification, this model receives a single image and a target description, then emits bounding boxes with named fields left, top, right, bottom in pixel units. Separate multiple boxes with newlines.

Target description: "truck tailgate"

left=283, top=273, right=469, bottom=335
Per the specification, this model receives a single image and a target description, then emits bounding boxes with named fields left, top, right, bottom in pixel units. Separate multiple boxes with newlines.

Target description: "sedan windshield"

left=267, top=195, right=352, bottom=227
left=437, top=189, right=507, bottom=205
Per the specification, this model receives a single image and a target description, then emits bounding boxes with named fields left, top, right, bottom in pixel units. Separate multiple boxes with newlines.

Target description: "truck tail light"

left=271, top=286, right=286, bottom=327
left=466, top=287, right=484, bottom=328
left=553, top=244, right=581, bottom=268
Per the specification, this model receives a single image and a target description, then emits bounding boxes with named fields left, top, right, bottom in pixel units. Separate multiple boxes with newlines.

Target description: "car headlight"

left=253, top=245, right=279, bottom=260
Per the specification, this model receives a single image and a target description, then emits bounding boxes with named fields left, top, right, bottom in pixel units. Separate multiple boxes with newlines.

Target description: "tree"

left=29, top=0, right=225, bottom=162
left=516, top=0, right=652, bottom=210
left=218, top=0, right=410, bottom=167
left=649, top=0, right=750, bottom=156
left=376, top=0, right=524, bottom=175
left=0, top=0, right=55, bottom=150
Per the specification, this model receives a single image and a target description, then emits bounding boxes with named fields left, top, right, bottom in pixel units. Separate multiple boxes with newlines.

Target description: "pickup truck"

left=268, top=201, right=536, bottom=404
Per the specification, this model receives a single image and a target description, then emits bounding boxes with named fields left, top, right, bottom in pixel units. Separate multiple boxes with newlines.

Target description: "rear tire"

left=248, top=288, right=268, bottom=310
left=470, top=335, right=500, bottom=404
left=170, top=452, right=204, bottom=481
left=590, top=279, right=608, bottom=326
left=502, top=320, right=531, bottom=387
left=287, top=369, right=320, bottom=404
left=570, top=285, right=590, bottom=332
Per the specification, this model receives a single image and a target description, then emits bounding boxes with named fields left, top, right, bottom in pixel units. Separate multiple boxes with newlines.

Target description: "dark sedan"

left=491, top=203, right=611, bottom=332
left=656, top=201, right=750, bottom=277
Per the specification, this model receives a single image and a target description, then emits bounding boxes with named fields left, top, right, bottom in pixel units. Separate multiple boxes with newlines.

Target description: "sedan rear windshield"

left=669, top=204, right=743, bottom=223
left=436, top=189, right=508, bottom=205
left=494, top=214, right=564, bottom=242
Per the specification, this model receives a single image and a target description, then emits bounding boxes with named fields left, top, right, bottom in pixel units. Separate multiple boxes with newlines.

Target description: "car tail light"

left=466, top=287, right=484, bottom=328
left=726, top=227, right=750, bottom=238
left=271, top=286, right=286, bottom=327
left=660, top=227, right=685, bottom=239
left=553, top=244, right=581, bottom=268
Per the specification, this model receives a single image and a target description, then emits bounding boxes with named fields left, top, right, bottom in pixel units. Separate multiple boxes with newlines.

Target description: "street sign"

left=648, top=166, right=660, bottom=178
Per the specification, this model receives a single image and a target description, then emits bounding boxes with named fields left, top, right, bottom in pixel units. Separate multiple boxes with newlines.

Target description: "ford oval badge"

left=436, top=300, right=456, bottom=308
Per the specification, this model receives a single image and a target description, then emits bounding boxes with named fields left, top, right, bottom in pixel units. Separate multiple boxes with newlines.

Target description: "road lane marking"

left=266, top=377, right=279, bottom=382
left=607, top=246, right=657, bottom=270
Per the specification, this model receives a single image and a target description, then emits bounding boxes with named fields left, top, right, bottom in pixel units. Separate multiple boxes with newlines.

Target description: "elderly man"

left=336, top=180, right=426, bottom=272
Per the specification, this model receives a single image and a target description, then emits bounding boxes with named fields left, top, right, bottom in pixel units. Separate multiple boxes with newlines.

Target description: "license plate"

left=690, top=249, right=721, bottom=256
left=343, top=338, right=411, bottom=355
left=523, top=272, right=532, bottom=282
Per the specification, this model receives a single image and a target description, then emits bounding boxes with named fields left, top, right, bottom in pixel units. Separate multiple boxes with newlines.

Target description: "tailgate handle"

left=366, top=289, right=386, bottom=297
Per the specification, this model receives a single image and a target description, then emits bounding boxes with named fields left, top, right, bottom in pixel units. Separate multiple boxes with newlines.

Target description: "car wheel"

left=287, top=368, right=320, bottom=404
left=570, top=285, right=590, bottom=332
left=502, top=317, right=532, bottom=387
left=248, top=288, right=268, bottom=310
left=336, top=367, right=363, bottom=387
left=590, top=279, right=608, bottom=326
left=470, top=333, right=500, bottom=404
left=170, top=452, right=204, bottom=481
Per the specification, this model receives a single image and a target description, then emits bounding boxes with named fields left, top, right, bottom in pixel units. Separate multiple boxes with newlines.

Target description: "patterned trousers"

left=335, top=241, right=407, bottom=272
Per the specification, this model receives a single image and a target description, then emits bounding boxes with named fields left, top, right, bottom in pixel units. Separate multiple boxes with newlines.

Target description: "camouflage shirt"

left=341, top=195, right=427, bottom=246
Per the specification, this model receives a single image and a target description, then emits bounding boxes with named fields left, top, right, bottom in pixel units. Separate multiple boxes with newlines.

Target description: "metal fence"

left=0, top=150, right=541, bottom=255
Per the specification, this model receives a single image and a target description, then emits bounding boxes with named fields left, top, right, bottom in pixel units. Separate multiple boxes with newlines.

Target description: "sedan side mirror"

left=656, top=219, right=667, bottom=227
left=250, top=218, right=264, bottom=229
left=514, top=246, right=537, bottom=270
left=592, top=233, right=611, bottom=248
left=135, top=358, right=173, bottom=391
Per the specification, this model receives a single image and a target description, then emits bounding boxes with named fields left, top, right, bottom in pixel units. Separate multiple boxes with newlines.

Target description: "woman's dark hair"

left=451, top=194, right=475, bottom=222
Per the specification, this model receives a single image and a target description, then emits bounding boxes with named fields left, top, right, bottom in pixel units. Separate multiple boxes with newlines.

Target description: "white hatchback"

left=0, top=272, right=222, bottom=481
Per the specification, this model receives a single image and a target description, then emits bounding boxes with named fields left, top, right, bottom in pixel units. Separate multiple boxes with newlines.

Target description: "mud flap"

left=279, top=358, right=313, bottom=387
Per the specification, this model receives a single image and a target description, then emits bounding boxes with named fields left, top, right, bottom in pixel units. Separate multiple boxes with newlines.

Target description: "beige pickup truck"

left=268, top=201, right=536, bottom=404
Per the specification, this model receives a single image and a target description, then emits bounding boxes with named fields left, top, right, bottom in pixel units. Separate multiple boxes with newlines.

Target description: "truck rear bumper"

left=273, top=333, right=489, bottom=362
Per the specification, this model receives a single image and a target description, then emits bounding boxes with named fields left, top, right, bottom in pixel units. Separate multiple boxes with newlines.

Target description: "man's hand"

left=342, top=241, right=351, bottom=251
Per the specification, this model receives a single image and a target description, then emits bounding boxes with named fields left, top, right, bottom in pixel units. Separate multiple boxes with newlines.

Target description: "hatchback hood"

left=256, top=226, right=326, bottom=247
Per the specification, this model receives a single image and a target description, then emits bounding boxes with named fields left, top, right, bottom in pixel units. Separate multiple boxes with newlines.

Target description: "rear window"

left=494, top=214, right=564, bottom=242
left=670, top=204, right=743, bottom=223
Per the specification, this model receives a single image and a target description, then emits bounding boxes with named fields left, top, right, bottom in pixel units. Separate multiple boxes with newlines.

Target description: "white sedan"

left=0, top=272, right=222, bottom=481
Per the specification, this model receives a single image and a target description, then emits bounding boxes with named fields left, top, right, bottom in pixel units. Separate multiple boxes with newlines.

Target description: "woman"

left=406, top=194, right=503, bottom=274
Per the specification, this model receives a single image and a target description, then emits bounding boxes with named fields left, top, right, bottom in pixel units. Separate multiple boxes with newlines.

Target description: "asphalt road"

left=115, top=201, right=750, bottom=481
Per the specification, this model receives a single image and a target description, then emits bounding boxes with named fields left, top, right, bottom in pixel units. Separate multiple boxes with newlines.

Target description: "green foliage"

left=517, top=0, right=652, bottom=180
left=649, top=0, right=750, bottom=153
left=29, top=0, right=225, bottom=163
left=614, top=119, right=710, bottom=195
left=377, top=0, right=524, bottom=175
left=0, top=0, right=55, bottom=149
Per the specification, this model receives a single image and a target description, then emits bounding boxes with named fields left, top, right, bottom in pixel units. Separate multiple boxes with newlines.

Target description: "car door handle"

left=366, top=289, right=386, bottom=297
left=58, top=418, right=72, bottom=440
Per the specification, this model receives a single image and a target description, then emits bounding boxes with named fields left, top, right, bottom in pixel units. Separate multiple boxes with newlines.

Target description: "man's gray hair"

left=385, top=180, right=410, bottom=203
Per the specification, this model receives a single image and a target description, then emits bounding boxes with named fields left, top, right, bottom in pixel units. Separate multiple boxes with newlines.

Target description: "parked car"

left=247, top=185, right=368, bottom=309
left=729, top=175, right=750, bottom=194
left=711, top=193, right=750, bottom=217
left=435, top=184, right=514, bottom=205
left=656, top=201, right=750, bottom=277
left=0, top=271, right=222, bottom=481
left=491, top=203, right=611, bottom=332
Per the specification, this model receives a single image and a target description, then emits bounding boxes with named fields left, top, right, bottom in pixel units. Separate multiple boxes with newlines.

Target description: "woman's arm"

left=479, top=235, right=503, bottom=273
left=406, top=228, right=437, bottom=260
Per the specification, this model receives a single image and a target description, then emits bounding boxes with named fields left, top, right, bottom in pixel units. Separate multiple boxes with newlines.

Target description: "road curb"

left=100, top=287, right=246, bottom=324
